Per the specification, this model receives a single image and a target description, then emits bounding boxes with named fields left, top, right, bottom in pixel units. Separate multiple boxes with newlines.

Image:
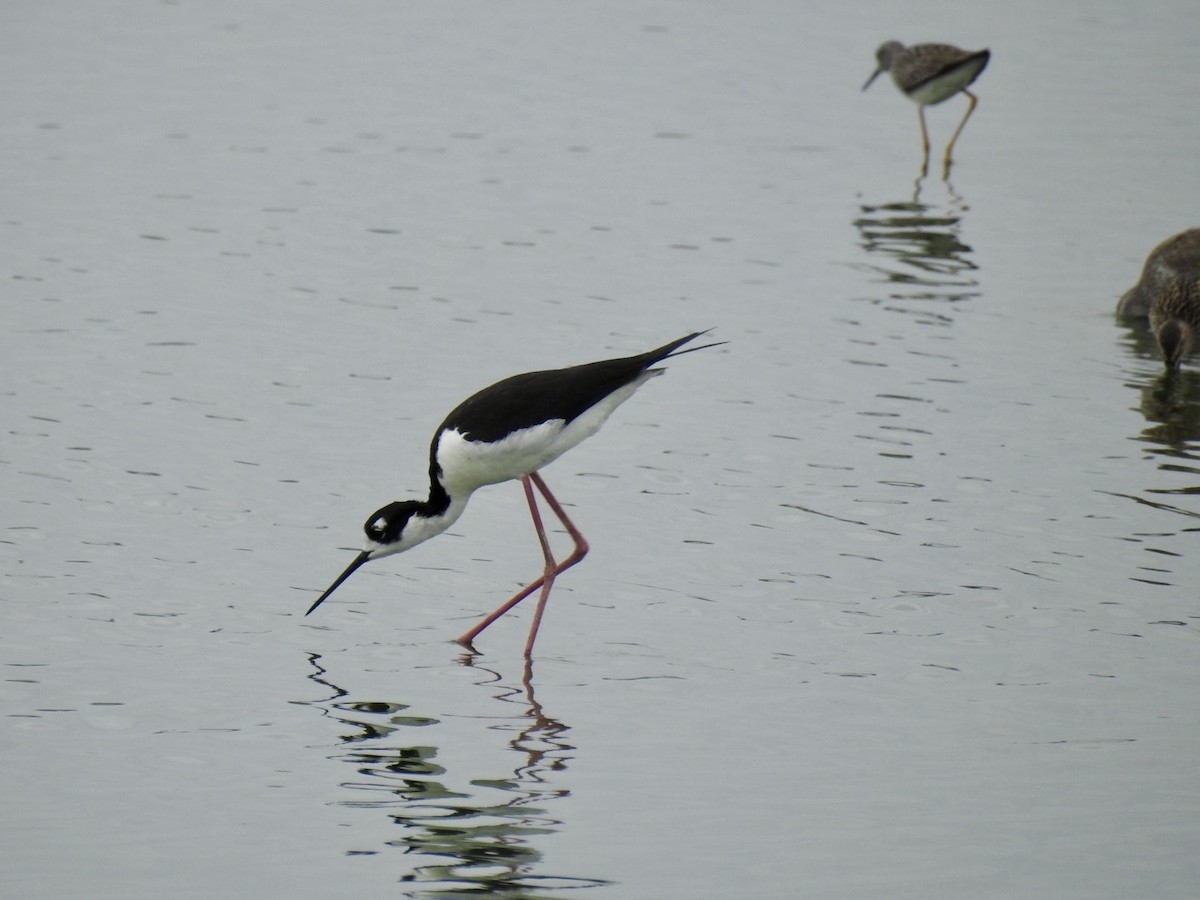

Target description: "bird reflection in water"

left=853, top=192, right=981, bottom=323
left=1102, top=323, right=1200, bottom=538
left=300, top=653, right=611, bottom=897
left=1124, top=343, right=1200, bottom=456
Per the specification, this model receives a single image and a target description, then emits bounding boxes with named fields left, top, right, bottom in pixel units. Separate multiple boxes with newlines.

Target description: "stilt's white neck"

left=365, top=483, right=472, bottom=560
left=408, top=490, right=470, bottom=548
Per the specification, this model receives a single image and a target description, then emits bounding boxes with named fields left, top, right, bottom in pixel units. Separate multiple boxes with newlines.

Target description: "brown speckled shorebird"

left=1149, top=279, right=1200, bottom=372
left=1117, top=229, right=1200, bottom=372
left=863, top=41, right=990, bottom=176
left=1116, top=229, right=1200, bottom=317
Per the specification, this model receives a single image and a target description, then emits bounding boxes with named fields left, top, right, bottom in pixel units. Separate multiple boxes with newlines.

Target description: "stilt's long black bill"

left=305, top=550, right=371, bottom=616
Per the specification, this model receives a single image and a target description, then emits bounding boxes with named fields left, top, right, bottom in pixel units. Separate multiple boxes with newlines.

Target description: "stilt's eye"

left=363, top=501, right=419, bottom=544
left=365, top=511, right=402, bottom=542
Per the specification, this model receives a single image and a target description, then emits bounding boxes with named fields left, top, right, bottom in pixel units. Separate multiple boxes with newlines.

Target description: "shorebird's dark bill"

left=305, top=550, right=371, bottom=615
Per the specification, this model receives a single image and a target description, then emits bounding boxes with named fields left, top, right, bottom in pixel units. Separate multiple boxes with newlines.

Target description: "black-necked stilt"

left=1116, top=228, right=1200, bottom=318
left=305, top=330, right=723, bottom=655
left=863, top=41, right=990, bottom=176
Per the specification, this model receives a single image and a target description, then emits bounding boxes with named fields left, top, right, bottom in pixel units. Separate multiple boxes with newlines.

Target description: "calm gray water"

left=3, top=2, right=1198, bottom=898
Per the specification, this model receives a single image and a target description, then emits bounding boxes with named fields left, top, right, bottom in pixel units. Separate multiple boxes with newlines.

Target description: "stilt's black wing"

left=437, top=332, right=711, bottom=443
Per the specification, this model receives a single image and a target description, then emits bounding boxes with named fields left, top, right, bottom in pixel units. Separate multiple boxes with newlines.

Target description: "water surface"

left=2, top=2, right=1198, bottom=898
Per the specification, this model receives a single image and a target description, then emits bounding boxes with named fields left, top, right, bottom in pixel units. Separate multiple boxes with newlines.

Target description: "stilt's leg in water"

left=454, top=473, right=589, bottom=652
left=521, top=472, right=589, bottom=655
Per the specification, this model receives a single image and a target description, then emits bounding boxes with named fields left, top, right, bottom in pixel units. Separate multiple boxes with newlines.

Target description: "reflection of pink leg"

left=454, top=472, right=589, bottom=654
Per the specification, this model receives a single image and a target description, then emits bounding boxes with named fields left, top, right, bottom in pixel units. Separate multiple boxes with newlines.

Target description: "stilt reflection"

left=299, top=653, right=611, bottom=898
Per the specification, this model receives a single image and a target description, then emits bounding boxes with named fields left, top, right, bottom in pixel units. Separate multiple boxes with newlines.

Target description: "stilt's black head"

left=364, top=500, right=424, bottom=546
left=304, top=497, right=455, bottom=617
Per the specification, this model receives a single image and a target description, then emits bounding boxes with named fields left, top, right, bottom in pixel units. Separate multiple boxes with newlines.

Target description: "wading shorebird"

left=1116, top=228, right=1200, bottom=317
left=1149, top=279, right=1200, bottom=372
left=1116, top=229, right=1200, bottom=372
left=305, top=331, right=723, bottom=655
left=863, top=40, right=991, bottom=176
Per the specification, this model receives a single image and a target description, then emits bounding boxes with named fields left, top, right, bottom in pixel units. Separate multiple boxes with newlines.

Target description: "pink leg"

left=521, top=472, right=589, bottom=654
left=455, top=472, right=589, bottom=654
